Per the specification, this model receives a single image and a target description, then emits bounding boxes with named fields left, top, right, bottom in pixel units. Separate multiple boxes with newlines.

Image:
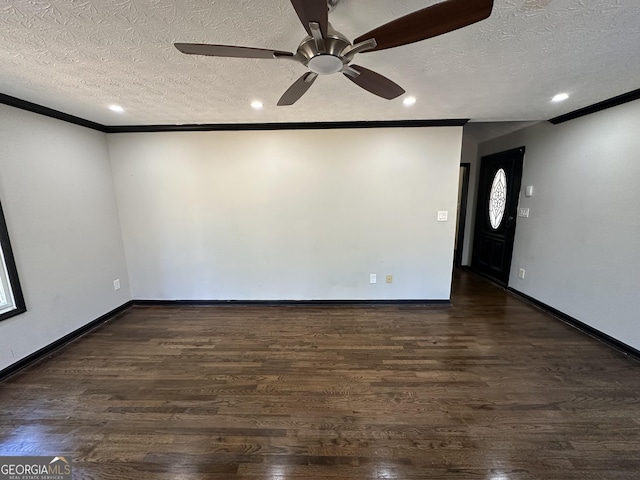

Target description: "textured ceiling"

left=0, top=0, right=639, bottom=126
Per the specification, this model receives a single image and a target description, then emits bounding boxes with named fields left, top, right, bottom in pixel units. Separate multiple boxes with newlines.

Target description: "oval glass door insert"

left=488, top=168, right=507, bottom=229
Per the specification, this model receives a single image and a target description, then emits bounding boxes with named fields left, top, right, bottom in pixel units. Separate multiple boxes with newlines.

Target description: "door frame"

left=454, top=163, right=471, bottom=267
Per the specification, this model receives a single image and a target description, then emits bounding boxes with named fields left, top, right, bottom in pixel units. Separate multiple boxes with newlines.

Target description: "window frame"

left=0, top=198, right=26, bottom=321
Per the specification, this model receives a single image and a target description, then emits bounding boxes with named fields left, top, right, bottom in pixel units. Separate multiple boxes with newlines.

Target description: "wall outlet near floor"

left=518, top=207, right=530, bottom=218
left=113, top=278, right=121, bottom=290
left=370, top=274, right=377, bottom=284
left=518, top=269, right=526, bottom=279
left=386, top=274, right=393, bottom=284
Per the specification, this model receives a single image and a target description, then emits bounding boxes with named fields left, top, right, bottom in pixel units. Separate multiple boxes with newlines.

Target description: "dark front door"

left=472, top=146, right=525, bottom=285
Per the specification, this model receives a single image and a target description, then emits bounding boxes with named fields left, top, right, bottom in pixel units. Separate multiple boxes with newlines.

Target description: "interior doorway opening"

left=454, top=163, right=470, bottom=268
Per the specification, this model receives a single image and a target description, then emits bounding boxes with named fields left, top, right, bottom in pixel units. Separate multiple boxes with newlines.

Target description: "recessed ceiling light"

left=403, top=96, right=417, bottom=106
left=251, top=101, right=264, bottom=110
left=552, top=93, right=569, bottom=103
left=109, top=104, right=125, bottom=113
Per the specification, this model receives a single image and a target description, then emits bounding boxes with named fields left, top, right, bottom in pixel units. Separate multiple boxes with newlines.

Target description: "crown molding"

left=549, top=88, right=640, bottom=124
left=103, top=119, right=468, bottom=133
left=0, top=93, right=107, bottom=132
left=1, top=92, right=468, bottom=133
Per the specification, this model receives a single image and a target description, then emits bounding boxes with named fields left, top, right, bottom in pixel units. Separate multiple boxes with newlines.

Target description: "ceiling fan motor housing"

left=297, top=25, right=352, bottom=75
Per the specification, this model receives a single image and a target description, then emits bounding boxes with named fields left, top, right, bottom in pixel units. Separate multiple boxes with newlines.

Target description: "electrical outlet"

left=437, top=211, right=448, bottom=222
left=369, top=274, right=377, bottom=284
left=386, top=274, right=393, bottom=283
left=113, top=279, right=121, bottom=290
left=518, top=269, right=525, bottom=279
left=518, top=208, right=530, bottom=218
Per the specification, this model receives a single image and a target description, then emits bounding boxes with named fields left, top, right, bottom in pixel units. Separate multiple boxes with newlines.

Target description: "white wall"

left=109, top=127, right=462, bottom=301
left=0, top=105, right=131, bottom=371
left=478, top=99, right=640, bottom=351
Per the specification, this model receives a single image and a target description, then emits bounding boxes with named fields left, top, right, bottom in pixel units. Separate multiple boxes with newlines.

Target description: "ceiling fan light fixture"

left=552, top=93, right=569, bottom=103
left=307, top=55, right=344, bottom=75
left=403, top=96, right=416, bottom=106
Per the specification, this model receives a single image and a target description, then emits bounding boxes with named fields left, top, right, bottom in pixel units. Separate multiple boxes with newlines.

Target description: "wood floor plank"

left=1, top=270, right=640, bottom=478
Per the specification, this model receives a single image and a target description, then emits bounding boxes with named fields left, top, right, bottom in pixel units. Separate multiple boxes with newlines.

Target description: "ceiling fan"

left=175, top=0, right=494, bottom=106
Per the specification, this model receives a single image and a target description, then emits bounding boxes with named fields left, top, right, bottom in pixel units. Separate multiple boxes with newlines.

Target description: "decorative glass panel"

left=488, top=168, right=507, bottom=230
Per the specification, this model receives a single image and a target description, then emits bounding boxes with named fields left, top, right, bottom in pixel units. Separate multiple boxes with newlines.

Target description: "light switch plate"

left=437, top=211, right=448, bottom=222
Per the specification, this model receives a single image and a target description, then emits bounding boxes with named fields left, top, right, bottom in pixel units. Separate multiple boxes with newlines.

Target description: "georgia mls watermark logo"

left=0, top=456, right=72, bottom=480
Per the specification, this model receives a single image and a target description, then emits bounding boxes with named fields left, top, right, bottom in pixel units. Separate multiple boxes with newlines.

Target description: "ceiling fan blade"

left=175, top=43, right=294, bottom=59
left=290, top=0, right=328, bottom=37
left=277, top=72, right=319, bottom=106
left=343, top=65, right=405, bottom=100
left=354, top=0, right=494, bottom=52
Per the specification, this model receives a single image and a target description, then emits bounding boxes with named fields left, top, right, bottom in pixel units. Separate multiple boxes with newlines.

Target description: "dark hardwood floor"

left=1, top=270, right=639, bottom=479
